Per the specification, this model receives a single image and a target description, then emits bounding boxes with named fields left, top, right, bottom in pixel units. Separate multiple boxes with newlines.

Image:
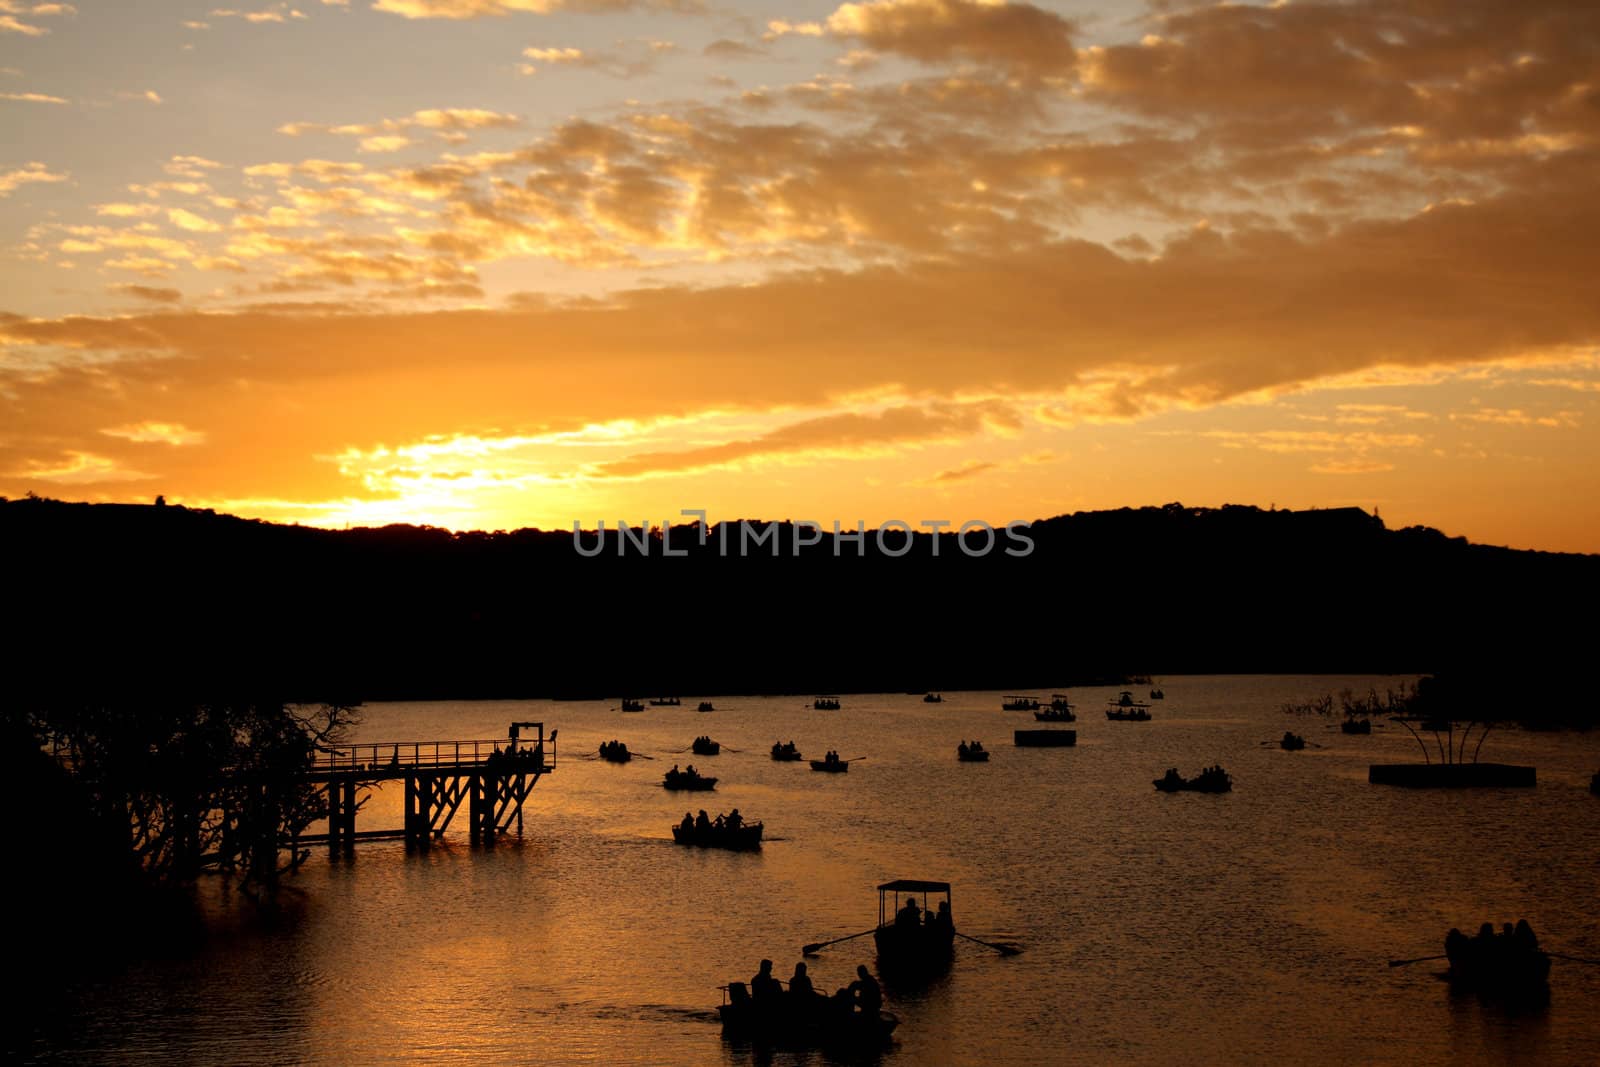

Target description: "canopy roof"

left=878, top=879, right=951, bottom=894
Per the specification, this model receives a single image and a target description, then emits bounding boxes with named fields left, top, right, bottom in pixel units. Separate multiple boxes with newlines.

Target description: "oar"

left=1549, top=951, right=1600, bottom=966
left=802, top=929, right=875, bottom=956
left=846, top=756, right=868, bottom=763
left=957, top=931, right=1022, bottom=956
left=1388, top=954, right=1448, bottom=967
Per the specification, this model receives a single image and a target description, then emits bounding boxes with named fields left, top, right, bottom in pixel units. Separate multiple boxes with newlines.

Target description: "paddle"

left=1549, top=951, right=1600, bottom=966
left=1388, top=954, right=1448, bottom=967
left=802, top=929, right=875, bottom=956
left=846, top=756, right=868, bottom=763
left=957, top=931, right=1022, bottom=956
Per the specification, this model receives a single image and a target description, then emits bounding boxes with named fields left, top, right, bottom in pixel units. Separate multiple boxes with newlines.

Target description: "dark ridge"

left=4, top=497, right=1594, bottom=702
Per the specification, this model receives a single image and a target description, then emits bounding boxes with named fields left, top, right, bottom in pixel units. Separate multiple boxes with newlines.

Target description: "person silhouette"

left=751, top=959, right=782, bottom=1000
left=848, top=965, right=881, bottom=1016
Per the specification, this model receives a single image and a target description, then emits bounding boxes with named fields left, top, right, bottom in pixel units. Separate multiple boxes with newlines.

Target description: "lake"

left=24, top=676, right=1600, bottom=1064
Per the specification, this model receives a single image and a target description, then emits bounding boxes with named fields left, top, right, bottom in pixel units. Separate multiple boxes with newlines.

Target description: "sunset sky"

left=3, top=0, right=1597, bottom=550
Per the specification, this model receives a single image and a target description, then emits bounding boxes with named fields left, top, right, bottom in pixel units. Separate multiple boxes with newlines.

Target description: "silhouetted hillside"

left=3, top=498, right=1594, bottom=701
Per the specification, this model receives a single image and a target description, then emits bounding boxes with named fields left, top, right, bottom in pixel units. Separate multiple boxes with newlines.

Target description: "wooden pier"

left=301, top=722, right=557, bottom=853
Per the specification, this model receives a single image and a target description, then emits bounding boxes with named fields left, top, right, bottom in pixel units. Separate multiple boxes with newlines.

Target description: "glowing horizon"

left=4, top=1, right=1598, bottom=551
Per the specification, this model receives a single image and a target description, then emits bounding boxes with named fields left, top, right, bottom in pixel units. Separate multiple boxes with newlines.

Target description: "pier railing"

left=313, top=735, right=557, bottom=773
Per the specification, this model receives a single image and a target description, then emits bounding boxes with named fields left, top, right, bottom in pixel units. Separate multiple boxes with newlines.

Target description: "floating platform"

left=1014, top=729, right=1077, bottom=747
left=1368, top=762, right=1536, bottom=788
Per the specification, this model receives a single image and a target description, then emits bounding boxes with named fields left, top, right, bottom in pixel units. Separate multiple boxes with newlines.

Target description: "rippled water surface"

left=27, top=677, right=1600, bottom=1064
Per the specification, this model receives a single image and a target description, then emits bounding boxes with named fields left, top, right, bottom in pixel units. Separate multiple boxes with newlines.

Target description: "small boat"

left=1153, top=766, right=1232, bottom=793
left=1106, top=691, right=1152, bottom=721
left=620, top=698, right=644, bottom=712
left=691, top=735, right=721, bottom=756
left=1592, top=771, right=1600, bottom=796
left=672, top=818, right=762, bottom=850
left=698, top=701, right=715, bottom=712
left=811, top=755, right=849, bottom=772
left=1034, top=705, right=1075, bottom=722
left=956, top=741, right=989, bottom=762
left=663, top=767, right=717, bottom=790
left=1001, top=695, right=1041, bottom=711
left=873, top=879, right=955, bottom=974
left=718, top=980, right=899, bottom=1047
left=1444, top=923, right=1550, bottom=996
left=771, top=741, right=803, bottom=761
left=1341, top=718, right=1372, bottom=734
left=598, top=740, right=631, bottom=763
left=813, top=696, right=841, bottom=710
left=651, top=696, right=681, bottom=707
left=1150, top=687, right=1165, bottom=700
left=923, top=693, right=943, bottom=703
left=1280, top=731, right=1307, bottom=751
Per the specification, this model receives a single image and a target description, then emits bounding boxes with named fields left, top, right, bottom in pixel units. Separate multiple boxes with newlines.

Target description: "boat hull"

left=1033, top=710, right=1075, bottom=722
left=874, top=923, right=955, bottom=975
left=957, top=751, right=990, bottom=761
left=719, top=994, right=898, bottom=1048
left=810, top=760, right=849, bottom=772
left=671, top=822, right=762, bottom=850
left=663, top=774, right=717, bottom=790
left=1368, top=763, right=1536, bottom=788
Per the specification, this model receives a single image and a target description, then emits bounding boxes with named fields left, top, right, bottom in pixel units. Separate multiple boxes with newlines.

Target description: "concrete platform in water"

left=1368, top=762, right=1535, bottom=787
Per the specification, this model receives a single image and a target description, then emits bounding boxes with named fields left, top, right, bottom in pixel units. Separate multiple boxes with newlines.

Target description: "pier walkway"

left=303, top=722, right=556, bottom=852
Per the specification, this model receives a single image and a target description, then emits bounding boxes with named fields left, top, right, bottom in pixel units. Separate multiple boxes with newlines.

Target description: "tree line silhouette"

left=3, top=496, right=1594, bottom=703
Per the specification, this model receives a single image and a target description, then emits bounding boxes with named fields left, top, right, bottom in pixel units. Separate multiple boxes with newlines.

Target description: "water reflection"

left=26, top=677, right=1600, bottom=1065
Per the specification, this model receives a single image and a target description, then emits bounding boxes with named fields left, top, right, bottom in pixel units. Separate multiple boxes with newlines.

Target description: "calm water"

left=27, top=677, right=1600, bottom=1065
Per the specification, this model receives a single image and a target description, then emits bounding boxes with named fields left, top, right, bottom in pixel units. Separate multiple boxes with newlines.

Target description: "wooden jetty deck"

left=302, top=722, right=556, bottom=853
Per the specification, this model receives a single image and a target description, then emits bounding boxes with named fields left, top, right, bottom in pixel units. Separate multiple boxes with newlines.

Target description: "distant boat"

left=620, top=698, right=644, bottom=712
left=1153, top=766, right=1231, bottom=793
left=1150, top=687, right=1165, bottom=700
left=1106, top=691, right=1152, bottom=721
left=923, top=693, right=943, bottom=703
left=814, top=696, right=841, bottom=710
left=771, top=741, right=803, bottom=761
left=1592, top=771, right=1600, bottom=796
left=1280, top=731, right=1307, bottom=751
left=697, top=701, right=715, bottom=712
left=1444, top=925, right=1550, bottom=996
left=651, top=697, right=681, bottom=707
left=1035, top=696, right=1075, bottom=722
left=672, top=819, right=762, bottom=850
left=663, top=767, right=716, bottom=790
left=598, top=740, right=631, bottom=763
left=957, top=741, right=989, bottom=762
left=691, top=736, right=720, bottom=756
left=1001, top=695, right=1041, bottom=711
left=1341, top=718, right=1372, bottom=734
left=811, top=754, right=849, bottom=772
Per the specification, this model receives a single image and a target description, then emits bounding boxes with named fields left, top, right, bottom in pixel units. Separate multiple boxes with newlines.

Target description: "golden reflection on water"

left=27, top=677, right=1600, bottom=1065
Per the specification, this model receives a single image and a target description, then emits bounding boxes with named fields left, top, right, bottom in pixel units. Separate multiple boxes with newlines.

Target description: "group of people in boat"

left=820, top=750, right=844, bottom=766
left=893, top=897, right=954, bottom=931
left=956, top=740, right=986, bottom=757
left=598, top=739, right=629, bottom=759
left=748, top=959, right=882, bottom=1017
left=680, top=808, right=744, bottom=833
left=771, top=740, right=800, bottom=758
left=1155, top=764, right=1232, bottom=791
left=692, top=734, right=718, bottom=752
left=1445, top=920, right=1546, bottom=980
